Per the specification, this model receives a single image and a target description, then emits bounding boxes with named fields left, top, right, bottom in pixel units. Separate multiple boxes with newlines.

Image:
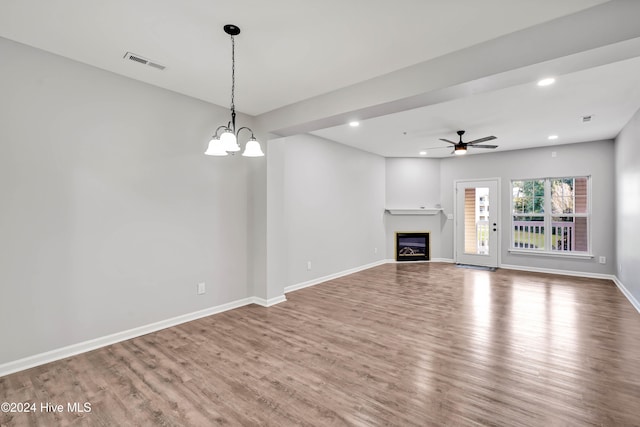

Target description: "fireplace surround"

left=395, top=232, right=430, bottom=261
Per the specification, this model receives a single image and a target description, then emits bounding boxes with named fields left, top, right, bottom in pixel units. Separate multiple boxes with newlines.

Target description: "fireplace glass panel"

left=396, top=232, right=430, bottom=261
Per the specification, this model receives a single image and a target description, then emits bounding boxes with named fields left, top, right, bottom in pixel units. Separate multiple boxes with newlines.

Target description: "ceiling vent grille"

left=147, top=62, right=166, bottom=70
left=123, top=52, right=166, bottom=70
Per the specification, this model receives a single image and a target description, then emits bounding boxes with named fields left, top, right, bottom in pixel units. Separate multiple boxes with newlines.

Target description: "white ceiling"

left=311, top=55, right=640, bottom=157
left=2, top=0, right=640, bottom=158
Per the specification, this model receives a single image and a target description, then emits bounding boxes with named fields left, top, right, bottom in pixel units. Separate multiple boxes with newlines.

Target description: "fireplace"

left=395, top=232, right=430, bottom=262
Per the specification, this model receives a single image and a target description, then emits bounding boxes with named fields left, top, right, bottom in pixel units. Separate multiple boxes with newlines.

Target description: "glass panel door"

left=456, top=180, right=499, bottom=267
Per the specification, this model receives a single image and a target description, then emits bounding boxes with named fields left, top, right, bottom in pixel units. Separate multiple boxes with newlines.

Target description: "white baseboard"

left=500, top=263, right=615, bottom=280
left=284, top=258, right=453, bottom=294
left=431, top=258, right=455, bottom=263
left=0, top=297, right=258, bottom=378
left=612, top=276, right=640, bottom=314
left=251, top=295, right=287, bottom=307
left=500, top=264, right=640, bottom=314
left=284, top=259, right=387, bottom=294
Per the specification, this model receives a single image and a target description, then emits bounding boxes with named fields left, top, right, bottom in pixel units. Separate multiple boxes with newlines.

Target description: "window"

left=511, top=177, right=590, bottom=254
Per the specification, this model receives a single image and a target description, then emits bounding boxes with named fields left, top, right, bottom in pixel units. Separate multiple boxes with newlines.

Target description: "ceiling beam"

left=256, top=1, right=640, bottom=137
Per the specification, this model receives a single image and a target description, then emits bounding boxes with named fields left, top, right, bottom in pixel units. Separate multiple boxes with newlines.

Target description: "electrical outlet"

left=307, top=261, right=312, bottom=271
left=374, top=247, right=378, bottom=254
left=197, top=282, right=206, bottom=295
left=552, top=151, right=557, bottom=158
left=598, top=256, right=606, bottom=264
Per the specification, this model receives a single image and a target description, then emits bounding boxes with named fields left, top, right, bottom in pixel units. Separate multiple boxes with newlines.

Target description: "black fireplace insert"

left=396, top=232, right=430, bottom=261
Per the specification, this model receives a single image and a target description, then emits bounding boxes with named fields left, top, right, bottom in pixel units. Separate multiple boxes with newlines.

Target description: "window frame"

left=509, top=176, right=592, bottom=258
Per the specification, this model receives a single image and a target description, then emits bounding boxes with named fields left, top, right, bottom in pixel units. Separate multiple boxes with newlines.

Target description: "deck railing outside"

left=513, top=220, right=575, bottom=251
left=477, top=221, right=489, bottom=254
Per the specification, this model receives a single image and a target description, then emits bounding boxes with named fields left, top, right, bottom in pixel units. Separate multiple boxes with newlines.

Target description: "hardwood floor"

left=2, top=263, right=640, bottom=426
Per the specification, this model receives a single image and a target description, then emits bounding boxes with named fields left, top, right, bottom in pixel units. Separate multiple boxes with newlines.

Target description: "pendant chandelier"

left=205, top=25, right=264, bottom=157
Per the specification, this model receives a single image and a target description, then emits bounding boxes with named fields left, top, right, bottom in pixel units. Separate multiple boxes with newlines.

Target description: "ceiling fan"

left=440, top=130, right=498, bottom=155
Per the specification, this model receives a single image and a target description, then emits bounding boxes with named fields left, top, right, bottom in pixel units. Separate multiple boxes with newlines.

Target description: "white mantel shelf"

left=385, top=208, right=443, bottom=215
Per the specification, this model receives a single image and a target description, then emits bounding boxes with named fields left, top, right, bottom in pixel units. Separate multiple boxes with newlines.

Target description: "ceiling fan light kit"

left=205, top=24, right=264, bottom=158
left=440, top=130, right=498, bottom=156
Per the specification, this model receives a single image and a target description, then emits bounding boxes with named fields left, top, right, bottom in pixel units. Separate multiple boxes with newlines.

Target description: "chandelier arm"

left=214, top=125, right=228, bottom=137
left=236, top=126, right=255, bottom=138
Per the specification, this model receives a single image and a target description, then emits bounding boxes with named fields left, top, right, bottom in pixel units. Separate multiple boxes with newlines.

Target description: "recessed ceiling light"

left=548, top=135, right=559, bottom=140
left=419, top=151, right=427, bottom=156
left=537, top=77, right=556, bottom=87
left=349, top=121, right=360, bottom=127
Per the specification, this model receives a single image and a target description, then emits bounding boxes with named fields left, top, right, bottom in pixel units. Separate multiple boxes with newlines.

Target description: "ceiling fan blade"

left=466, top=136, right=497, bottom=145
left=470, top=144, right=498, bottom=149
left=439, top=138, right=456, bottom=145
left=428, top=146, right=452, bottom=149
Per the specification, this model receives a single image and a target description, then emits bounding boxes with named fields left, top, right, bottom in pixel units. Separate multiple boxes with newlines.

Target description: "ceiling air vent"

left=123, top=52, right=166, bottom=70
left=147, top=62, right=166, bottom=71
left=582, top=115, right=593, bottom=122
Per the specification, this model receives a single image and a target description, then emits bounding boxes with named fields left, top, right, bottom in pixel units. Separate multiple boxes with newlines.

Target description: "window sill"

left=508, top=249, right=594, bottom=259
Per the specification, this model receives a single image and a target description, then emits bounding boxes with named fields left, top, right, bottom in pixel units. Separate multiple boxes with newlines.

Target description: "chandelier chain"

left=230, top=35, right=235, bottom=114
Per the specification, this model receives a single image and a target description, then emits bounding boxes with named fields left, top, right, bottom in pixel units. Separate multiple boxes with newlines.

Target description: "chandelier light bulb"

left=220, top=129, right=240, bottom=152
left=242, top=138, right=265, bottom=157
left=204, top=137, right=228, bottom=156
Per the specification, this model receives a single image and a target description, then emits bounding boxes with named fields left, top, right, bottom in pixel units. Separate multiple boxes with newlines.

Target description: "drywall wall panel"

left=439, top=140, right=615, bottom=274
left=270, top=134, right=386, bottom=289
left=615, top=107, right=640, bottom=302
left=0, top=37, right=252, bottom=364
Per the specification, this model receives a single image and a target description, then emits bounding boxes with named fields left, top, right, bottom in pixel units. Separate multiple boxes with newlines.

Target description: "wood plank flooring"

left=2, top=263, right=640, bottom=426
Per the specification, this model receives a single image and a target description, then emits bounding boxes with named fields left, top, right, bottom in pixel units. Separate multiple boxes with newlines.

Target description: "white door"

left=455, top=179, right=499, bottom=268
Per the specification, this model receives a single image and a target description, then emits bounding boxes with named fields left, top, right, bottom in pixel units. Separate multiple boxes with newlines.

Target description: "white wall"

left=266, top=139, right=288, bottom=299
left=615, top=108, right=640, bottom=303
left=386, top=158, right=441, bottom=208
left=247, top=155, right=267, bottom=300
left=267, top=134, right=386, bottom=292
left=0, top=37, right=255, bottom=365
left=384, top=158, right=446, bottom=260
left=439, top=140, right=616, bottom=274
left=267, top=138, right=617, bottom=276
